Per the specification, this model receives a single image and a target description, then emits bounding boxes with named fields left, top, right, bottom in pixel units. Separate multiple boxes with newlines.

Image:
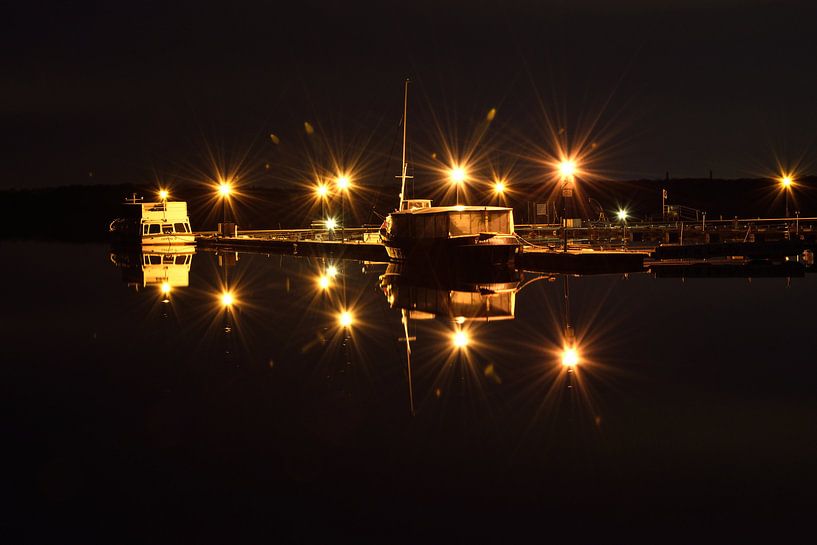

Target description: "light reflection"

left=452, top=329, right=469, bottom=349
left=561, top=346, right=580, bottom=367
left=318, top=275, right=331, bottom=290
left=220, top=291, right=235, bottom=307
left=339, top=310, right=354, bottom=328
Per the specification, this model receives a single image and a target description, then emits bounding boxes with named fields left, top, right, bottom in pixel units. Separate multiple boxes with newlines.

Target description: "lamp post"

left=159, top=189, right=169, bottom=221
left=336, top=175, right=350, bottom=243
left=558, top=160, right=576, bottom=252
left=492, top=180, right=506, bottom=204
left=780, top=175, right=792, bottom=218
left=315, top=182, right=329, bottom=224
left=617, top=208, right=628, bottom=248
left=450, top=166, right=466, bottom=205
left=218, top=180, right=232, bottom=234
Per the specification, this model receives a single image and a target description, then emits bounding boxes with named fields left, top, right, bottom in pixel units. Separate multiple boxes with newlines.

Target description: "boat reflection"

left=109, top=244, right=196, bottom=292
left=379, top=262, right=520, bottom=322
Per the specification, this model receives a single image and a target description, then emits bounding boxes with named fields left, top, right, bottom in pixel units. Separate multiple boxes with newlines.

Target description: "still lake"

left=2, top=241, right=816, bottom=542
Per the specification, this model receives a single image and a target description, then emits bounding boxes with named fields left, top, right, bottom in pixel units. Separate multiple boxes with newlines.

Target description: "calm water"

left=3, top=241, right=816, bottom=542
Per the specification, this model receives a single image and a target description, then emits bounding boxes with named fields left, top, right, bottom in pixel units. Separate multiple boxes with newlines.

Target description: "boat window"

left=174, top=222, right=186, bottom=233
left=163, top=255, right=175, bottom=264
left=143, top=225, right=149, bottom=235
left=162, top=224, right=173, bottom=234
left=148, top=255, right=162, bottom=265
left=148, top=224, right=161, bottom=235
left=175, top=255, right=187, bottom=264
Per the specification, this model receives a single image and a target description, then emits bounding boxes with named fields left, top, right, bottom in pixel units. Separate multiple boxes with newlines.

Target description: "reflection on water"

left=379, top=261, right=521, bottom=322
left=52, top=242, right=817, bottom=537
left=109, top=244, right=196, bottom=293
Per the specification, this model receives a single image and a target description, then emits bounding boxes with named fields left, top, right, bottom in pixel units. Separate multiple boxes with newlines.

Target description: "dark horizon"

left=4, top=0, right=817, bottom=189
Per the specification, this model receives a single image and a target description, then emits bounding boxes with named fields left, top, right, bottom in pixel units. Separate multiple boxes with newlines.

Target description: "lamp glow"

left=325, top=217, right=337, bottom=231
left=159, top=189, right=169, bottom=200
left=160, top=282, right=171, bottom=294
left=781, top=176, right=793, bottom=188
left=493, top=180, right=506, bottom=194
left=339, top=310, right=353, bottom=328
left=220, top=291, right=234, bottom=307
left=318, top=275, right=330, bottom=290
left=617, top=209, right=628, bottom=221
left=559, top=160, right=576, bottom=178
left=561, top=347, right=579, bottom=367
left=450, top=166, right=466, bottom=184
left=336, top=175, right=350, bottom=190
left=316, top=184, right=329, bottom=198
left=452, top=330, right=469, bottom=349
left=218, top=182, right=232, bottom=197
left=326, top=265, right=338, bottom=277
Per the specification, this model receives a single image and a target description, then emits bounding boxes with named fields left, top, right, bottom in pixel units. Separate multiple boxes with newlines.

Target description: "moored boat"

left=378, top=80, right=520, bottom=265
left=109, top=193, right=195, bottom=245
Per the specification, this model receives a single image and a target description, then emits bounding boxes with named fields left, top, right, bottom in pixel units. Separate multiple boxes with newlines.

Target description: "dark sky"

left=4, top=0, right=817, bottom=188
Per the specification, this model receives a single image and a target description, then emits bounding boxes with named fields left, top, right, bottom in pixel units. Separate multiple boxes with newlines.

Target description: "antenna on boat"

left=397, top=78, right=413, bottom=211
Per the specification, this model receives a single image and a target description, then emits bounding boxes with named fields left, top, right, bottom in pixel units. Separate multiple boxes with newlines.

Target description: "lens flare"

left=160, top=282, right=171, bottom=294
left=336, top=175, right=351, bottom=190
left=339, top=310, right=354, bottom=328
left=449, top=166, right=467, bottom=184
left=561, top=347, right=579, bottom=367
left=318, top=275, right=330, bottom=290
left=220, top=291, right=234, bottom=307
left=559, top=160, right=576, bottom=178
left=453, top=330, right=469, bottom=349
left=159, top=189, right=169, bottom=200
left=617, top=209, right=628, bottom=221
left=218, top=182, right=232, bottom=197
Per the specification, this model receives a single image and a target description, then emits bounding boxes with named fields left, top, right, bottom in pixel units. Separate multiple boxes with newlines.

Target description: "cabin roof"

left=393, top=205, right=512, bottom=215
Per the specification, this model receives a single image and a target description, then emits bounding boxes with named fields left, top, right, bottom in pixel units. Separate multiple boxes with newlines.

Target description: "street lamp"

left=617, top=208, right=628, bottom=248
left=218, top=180, right=232, bottom=231
left=780, top=175, right=793, bottom=218
left=315, top=182, right=330, bottom=221
left=450, top=166, right=466, bottom=205
left=336, top=174, right=351, bottom=243
left=492, top=180, right=506, bottom=203
left=558, top=160, right=577, bottom=252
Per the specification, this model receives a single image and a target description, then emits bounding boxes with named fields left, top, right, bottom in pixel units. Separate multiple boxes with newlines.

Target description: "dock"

left=192, top=217, right=816, bottom=276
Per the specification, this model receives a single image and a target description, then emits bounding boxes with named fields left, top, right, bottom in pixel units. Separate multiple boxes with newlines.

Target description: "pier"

left=191, top=215, right=816, bottom=276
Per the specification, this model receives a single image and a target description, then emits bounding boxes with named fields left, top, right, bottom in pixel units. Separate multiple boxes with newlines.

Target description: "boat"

left=378, top=80, right=520, bottom=265
left=108, top=193, right=195, bottom=245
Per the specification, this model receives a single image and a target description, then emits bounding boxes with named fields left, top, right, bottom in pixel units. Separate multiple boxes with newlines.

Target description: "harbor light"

left=449, top=166, right=467, bottom=184
left=159, top=189, right=169, bottom=201
left=220, top=291, right=235, bottom=307
left=160, top=281, right=171, bottom=294
left=318, top=275, right=331, bottom=290
left=617, top=208, right=628, bottom=221
left=493, top=180, right=506, bottom=195
left=218, top=181, right=232, bottom=197
left=339, top=310, right=354, bottom=328
left=325, top=217, right=337, bottom=231
left=558, top=160, right=576, bottom=178
left=450, top=166, right=467, bottom=205
left=452, top=329, right=469, bottom=349
left=780, top=175, right=793, bottom=188
left=326, top=265, right=338, bottom=277
left=316, top=183, right=329, bottom=198
left=336, top=175, right=351, bottom=191
left=561, top=346, right=579, bottom=367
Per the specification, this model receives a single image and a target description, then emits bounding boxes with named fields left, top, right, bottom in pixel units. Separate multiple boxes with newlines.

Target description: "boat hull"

left=382, top=234, right=519, bottom=266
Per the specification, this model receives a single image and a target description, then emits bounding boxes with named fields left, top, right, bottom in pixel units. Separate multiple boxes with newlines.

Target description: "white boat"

left=109, top=194, right=195, bottom=245
left=378, top=80, right=519, bottom=265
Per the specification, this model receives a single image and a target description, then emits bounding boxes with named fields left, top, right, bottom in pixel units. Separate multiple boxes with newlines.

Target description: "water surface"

left=3, top=241, right=816, bottom=542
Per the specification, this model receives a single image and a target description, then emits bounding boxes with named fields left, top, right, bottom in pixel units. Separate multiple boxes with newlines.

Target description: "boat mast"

left=398, top=78, right=411, bottom=211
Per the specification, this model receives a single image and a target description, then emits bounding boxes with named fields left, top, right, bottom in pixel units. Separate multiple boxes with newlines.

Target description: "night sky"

left=4, top=0, right=817, bottom=188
